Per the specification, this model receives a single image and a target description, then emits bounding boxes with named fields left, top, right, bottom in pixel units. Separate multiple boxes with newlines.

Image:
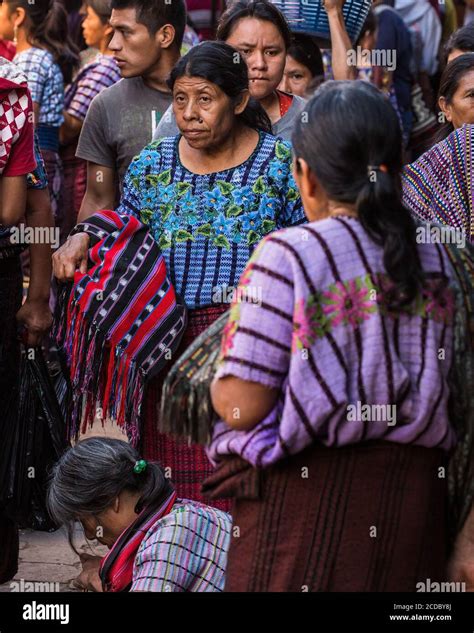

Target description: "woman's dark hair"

left=445, top=23, right=474, bottom=61
left=293, top=80, right=424, bottom=310
left=217, top=0, right=292, bottom=49
left=287, top=32, right=324, bottom=79
left=111, top=0, right=187, bottom=49
left=47, top=438, right=173, bottom=554
left=86, top=0, right=113, bottom=24
left=437, top=53, right=474, bottom=142
left=168, top=41, right=272, bottom=133
left=8, top=0, right=79, bottom=84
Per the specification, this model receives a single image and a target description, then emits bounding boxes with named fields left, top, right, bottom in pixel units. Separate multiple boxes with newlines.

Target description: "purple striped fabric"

left=65, top=54, right=121, bottom=121
left=208, top=216, right=458, bottom=468
left=131, top=499, right=231, bottom=592
left=402, top=124, right=474, bottom=240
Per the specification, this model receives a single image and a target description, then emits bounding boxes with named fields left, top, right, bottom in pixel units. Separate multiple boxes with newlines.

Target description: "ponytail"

left=356, top=170, right=423, bottom=309
left=9, top=0, right=79, bottom=84
left=293, top=80, right=426, bottom=311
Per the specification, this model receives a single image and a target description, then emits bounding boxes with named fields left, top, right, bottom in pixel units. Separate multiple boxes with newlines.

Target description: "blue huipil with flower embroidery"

left=116, top=132, right=305, bottom=308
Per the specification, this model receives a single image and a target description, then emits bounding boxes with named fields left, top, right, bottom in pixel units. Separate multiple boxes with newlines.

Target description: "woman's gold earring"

left=13, top=25, right=18, bottom=46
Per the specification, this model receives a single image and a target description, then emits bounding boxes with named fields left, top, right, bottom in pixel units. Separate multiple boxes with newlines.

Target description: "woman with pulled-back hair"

left=52, top=40, right=304, bottom=512
left=206, top=80, right=474, bottom=591
left=437, top=52, right=474, bottom=142
left=47, top=437, right=231, bottom=592
left=401, top=54, right=474, bottom=237
left=0, top=0, right=79, bottom=228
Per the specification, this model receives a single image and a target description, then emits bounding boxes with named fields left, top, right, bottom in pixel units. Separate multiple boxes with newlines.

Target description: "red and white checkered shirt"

left=0, top=57, right=36, bottom=177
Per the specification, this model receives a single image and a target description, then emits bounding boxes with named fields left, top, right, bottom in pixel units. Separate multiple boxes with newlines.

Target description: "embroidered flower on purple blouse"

left=322, top=279, right=377, bottom=328
left=292, top=298, right=317, bottom=351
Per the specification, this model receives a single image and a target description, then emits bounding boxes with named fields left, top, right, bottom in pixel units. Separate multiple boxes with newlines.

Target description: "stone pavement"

left=0, top=420, right=126, bottom=594
left=0, top=526, right=106, bottom=593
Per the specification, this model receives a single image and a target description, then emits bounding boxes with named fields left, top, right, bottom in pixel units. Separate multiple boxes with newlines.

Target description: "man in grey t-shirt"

left=76, top=0, right=186, bottom=222
left=78, top=77, right=173, bottom=187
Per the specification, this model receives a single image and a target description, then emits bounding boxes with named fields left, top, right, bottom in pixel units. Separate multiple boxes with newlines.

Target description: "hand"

left=16, top=298, right=52, bottom=347
left=323, top=0, right=345, bottom=14
left=52, top=232, right=90, bottom=282
left=73, top=554, right=104, bottom=593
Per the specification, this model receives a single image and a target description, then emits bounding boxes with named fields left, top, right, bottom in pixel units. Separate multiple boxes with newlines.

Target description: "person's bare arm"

left=60, top=112, right=84, bottom=146
left=0, top=176, right=27, bottom=226
left=33, top=102, right=40, bottom=128
left=211, top=376, right=279, bottom=432
left=325, top=0, right=358, bottom=80
left=16, top=187, right=54, bottom=347
left=78, top=162, right=116, bottom=223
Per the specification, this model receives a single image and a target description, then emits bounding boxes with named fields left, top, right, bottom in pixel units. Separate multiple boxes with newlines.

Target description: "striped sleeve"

left=67, top=63, right=120, bottom=121
left=215, top=234, right=295, bottom=389
left=131, top=505, right=230, bottom=592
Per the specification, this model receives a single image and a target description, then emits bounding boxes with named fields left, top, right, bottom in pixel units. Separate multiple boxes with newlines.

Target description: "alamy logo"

left=11, top=580, right=60, bottom=592
left=416, top=579, right=466, bottom=592
left=346, top=401, right=397, bottom=426
left=416, top=224, right=466, bottom=249
left=23, top=601, right=70, bottom=625
left=212, top=284, right=262, bottom=306
left=9, top=224, right=60, bottom=249
left=347, top=46, right=397, bottom=72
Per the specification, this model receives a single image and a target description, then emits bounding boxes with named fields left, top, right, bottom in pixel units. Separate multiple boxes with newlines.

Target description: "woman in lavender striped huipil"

left=206, top=80, right=474, bottom=592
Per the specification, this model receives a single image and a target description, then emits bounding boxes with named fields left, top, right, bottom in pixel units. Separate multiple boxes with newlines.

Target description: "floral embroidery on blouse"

left=126, top=138, right=300, bottom=252
left=119, top=134, right=304, bottom=309
left=290, top=273, right=455, bottom=352
left=322, top=277, right=378, bottom=328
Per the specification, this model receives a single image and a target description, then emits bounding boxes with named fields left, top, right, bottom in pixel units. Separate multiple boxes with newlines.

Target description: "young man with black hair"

left=76, top=0, right=186, bottom=221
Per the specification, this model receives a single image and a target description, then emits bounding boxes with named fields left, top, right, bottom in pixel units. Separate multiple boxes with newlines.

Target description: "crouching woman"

left=47, top=438, right=231, bottom=592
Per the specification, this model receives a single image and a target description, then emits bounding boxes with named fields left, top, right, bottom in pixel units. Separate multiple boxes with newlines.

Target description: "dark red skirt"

left=142, top=304, right=230, bottom=512
left=203, top=441, right=449, bottom=591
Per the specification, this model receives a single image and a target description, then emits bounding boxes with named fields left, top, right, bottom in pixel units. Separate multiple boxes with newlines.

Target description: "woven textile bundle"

left=160, top=310, right=230, bottom=445
left=54, top=210, right=187, bottom=445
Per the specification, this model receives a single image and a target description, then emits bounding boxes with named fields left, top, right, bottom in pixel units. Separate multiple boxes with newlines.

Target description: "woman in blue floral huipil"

left=116, top=42, right=305, bottom=508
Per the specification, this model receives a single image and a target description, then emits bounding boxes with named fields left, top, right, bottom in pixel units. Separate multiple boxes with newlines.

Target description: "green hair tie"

left=133, top=459, right=148, bottom=474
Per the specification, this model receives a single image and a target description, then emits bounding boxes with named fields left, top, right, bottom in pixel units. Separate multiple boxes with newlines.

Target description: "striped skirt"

left=203, top=441, right=449, bottom=591
left=142, top=304, right=231, bottom=512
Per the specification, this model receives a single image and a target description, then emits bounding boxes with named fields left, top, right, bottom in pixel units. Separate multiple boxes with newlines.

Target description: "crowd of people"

left=0, top=0, right=473, bottom=594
